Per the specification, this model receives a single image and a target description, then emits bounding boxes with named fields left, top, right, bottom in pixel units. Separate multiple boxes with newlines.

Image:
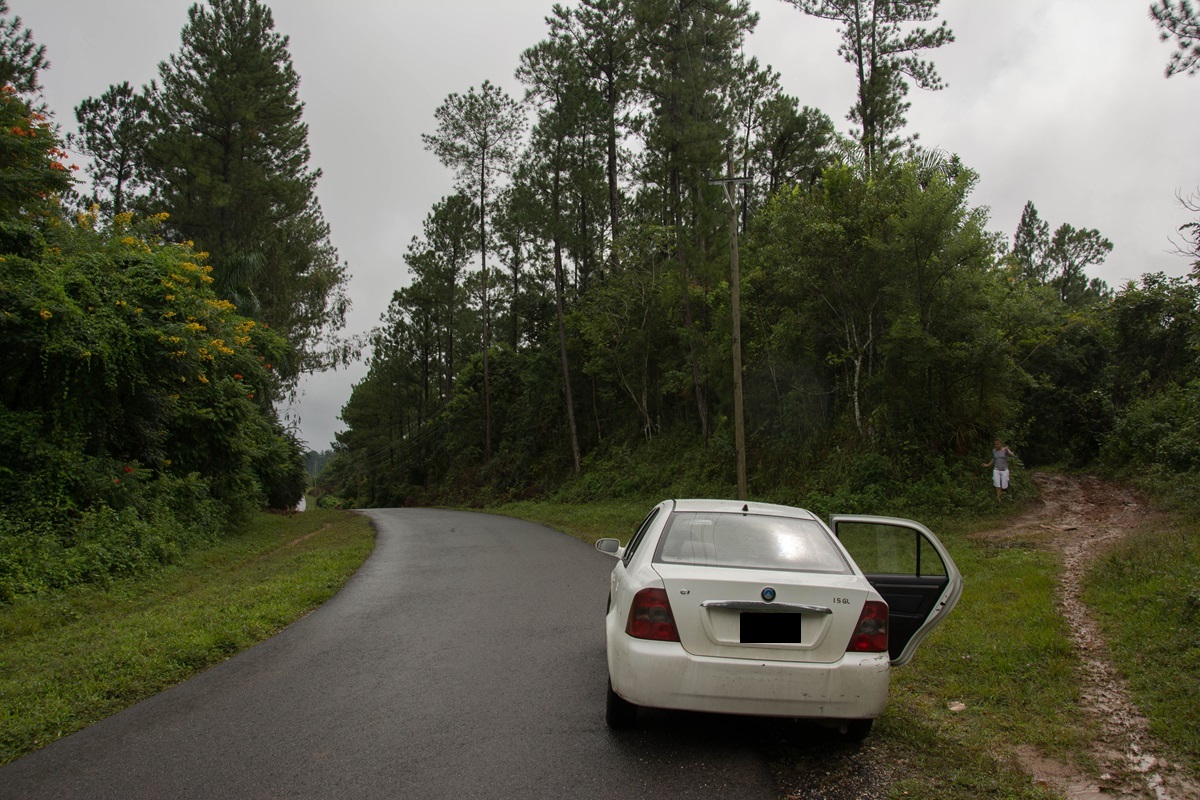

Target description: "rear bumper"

left=607, top=624, right=890, bottom=720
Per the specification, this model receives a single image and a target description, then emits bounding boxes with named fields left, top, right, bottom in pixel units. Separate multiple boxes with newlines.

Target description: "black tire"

left=843, top=718, right=873, bottom=742
left=606, top=680, right=638, bottom=729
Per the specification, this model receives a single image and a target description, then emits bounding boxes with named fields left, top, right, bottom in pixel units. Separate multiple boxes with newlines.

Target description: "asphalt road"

left=0, top=509, right=781, bottom=799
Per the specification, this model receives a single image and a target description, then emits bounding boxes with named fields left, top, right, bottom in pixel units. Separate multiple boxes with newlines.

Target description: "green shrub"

left=0, top=471, right=226, bottom=602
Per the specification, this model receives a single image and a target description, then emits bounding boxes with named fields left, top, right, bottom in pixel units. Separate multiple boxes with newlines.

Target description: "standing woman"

left=983, top=439, right=1016, bottom=501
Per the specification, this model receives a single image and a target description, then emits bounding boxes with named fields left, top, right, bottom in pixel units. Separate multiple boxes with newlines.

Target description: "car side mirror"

left=595, top=538, right=623, bottom=558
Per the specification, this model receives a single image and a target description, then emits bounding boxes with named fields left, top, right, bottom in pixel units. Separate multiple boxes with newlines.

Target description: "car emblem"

left=761, top=587, right=776, bottom=602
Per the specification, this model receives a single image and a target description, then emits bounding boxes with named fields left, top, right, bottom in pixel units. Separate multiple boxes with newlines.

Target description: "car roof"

left=669, top=499, right=820, bottom=521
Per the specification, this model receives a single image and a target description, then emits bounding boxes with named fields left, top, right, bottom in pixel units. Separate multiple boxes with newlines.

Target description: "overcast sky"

left=18, top=0, right=1200, bottom=451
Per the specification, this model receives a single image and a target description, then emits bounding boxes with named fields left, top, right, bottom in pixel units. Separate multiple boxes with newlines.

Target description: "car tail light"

left=847, top=600, right=889, bottom=653
left=626, top=588, right=680, bottom=641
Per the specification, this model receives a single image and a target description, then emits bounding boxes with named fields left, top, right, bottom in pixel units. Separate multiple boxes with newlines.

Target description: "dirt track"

left=775, top=473, right=1198, bottom=800
left=973, top=473, right=1198, bottom=800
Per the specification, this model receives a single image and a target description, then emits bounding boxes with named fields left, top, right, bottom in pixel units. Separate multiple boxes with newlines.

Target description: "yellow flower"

left=39, top=309, right=51, bottom=319
left=197, top=374, right=209, bottom=384
left=165, top=295, right=175, bottom=301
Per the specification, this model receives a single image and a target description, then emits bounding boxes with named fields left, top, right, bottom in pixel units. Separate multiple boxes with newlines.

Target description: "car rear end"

left=606, top=502, right=891, bottom=720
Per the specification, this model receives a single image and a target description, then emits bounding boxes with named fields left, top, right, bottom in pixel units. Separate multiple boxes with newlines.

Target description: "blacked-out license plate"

left=740, top=612, right=803, bottom=643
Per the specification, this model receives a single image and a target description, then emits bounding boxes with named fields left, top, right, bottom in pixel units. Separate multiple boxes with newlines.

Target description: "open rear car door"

left=830, top=515, right=963, bottom=666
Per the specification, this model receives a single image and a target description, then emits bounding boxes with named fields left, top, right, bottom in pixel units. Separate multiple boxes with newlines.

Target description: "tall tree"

left=0, top=28, right=71, bottom=255
left=752, top=94, right=834, bottom=196
left=724, top=54, right=781, bottom=232
left=422, top=80, right=526, bottom=462
left=518, top=34, right=598, bottom=474
left=780, top=0, right=953, bottom=174
left=417, top=193, right=477, bottom=400
left=146, top=0, right=348, bottom=384
left=1008, top=201, right=1112, bottom=305
left=1151, top=0, right=1200, bottom=76
left=68, top=82, right=151, bottom=217
left=1010, top=200, right=1050, bottom=283
left=0, top=1, right=46, bottom=98
left=546, top=0, right=641, bottom=270
left=635, top=0, right=758, bottom=440
left=1046, top=223, right=1113, bottom=306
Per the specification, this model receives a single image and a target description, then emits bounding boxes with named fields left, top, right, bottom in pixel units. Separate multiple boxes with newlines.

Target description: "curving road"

left=0, top=509, right=780, bottom=799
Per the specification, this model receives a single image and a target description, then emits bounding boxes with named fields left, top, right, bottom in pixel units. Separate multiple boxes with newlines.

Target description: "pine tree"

left=1150, top=0, right=1200, bottom=76
left=146, top=0, right=348, bottom=383
left=422, top=80, right=525, bottom=462
left=780, top=0, right=953, bottom=175
left=0, top=3, right=70, bottom=254
left=0, top=1, right=46, bottom=98
left=68, top=82, right=151, bottom=217
left=1010, top=200, right=1050, bottom=283
left=633, top=0, right=759, bottom=439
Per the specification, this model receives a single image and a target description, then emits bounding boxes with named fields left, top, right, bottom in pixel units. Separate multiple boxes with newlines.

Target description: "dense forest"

left=0, top=0, right=348, bottom=599
left=321, top=0, right=1200, bottom=512
left=1, top=0, right=1198, bottom=600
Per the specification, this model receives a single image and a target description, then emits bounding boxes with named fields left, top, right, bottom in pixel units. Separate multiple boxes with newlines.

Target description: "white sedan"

left=595, top=499, right=962, bottom=739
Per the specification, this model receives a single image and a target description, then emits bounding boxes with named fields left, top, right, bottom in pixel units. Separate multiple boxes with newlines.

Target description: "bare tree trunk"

left=672, top=167, right=709, bottom=439
left=552, top=167, right=582, bottom=473
left=479, top=155, right=492, bottom=462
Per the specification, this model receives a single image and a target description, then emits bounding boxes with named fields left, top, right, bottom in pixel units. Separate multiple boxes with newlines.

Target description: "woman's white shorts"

left=993, top=468, right=1010, bottom=489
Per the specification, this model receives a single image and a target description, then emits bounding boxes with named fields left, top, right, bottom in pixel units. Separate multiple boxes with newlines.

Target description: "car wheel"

left=843, top=718, right=873, bottom=742
left=606, top=680, right=638, bottom=729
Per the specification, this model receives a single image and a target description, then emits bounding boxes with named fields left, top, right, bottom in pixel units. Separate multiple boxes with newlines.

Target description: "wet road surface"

left=0, top=509, right=780, bottom=799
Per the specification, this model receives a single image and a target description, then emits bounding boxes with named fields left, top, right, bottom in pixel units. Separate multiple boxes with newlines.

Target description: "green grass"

left=877, top=516, right=1091, bottom=797
left=0, top=503, right=374, bottom=765
left=1084, top=515, right=1200, bottom=775
left=488, top=497, right=654, bottom=544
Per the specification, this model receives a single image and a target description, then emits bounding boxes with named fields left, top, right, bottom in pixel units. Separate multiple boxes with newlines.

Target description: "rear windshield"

left=656, top=511, right=851, bottom=573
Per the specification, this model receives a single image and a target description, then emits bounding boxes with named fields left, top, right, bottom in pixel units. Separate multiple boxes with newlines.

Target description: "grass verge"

left=0, top=503, right=374, bottom=765
left=1084, top=514, right=1200, bottom=775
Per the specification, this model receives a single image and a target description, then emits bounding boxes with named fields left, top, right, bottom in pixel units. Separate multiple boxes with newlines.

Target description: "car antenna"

left=742, top=503, right=749, bottom=513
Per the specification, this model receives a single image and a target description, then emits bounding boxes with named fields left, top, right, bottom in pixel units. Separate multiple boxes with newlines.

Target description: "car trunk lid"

left=653, top=563, right=871, bottom=663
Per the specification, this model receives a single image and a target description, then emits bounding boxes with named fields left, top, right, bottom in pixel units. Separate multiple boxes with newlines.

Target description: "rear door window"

left=831, top=515, right=963, bottom=666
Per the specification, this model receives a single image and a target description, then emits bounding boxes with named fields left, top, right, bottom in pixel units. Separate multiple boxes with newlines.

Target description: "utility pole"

left=709, top=162, right=751, bottom=501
